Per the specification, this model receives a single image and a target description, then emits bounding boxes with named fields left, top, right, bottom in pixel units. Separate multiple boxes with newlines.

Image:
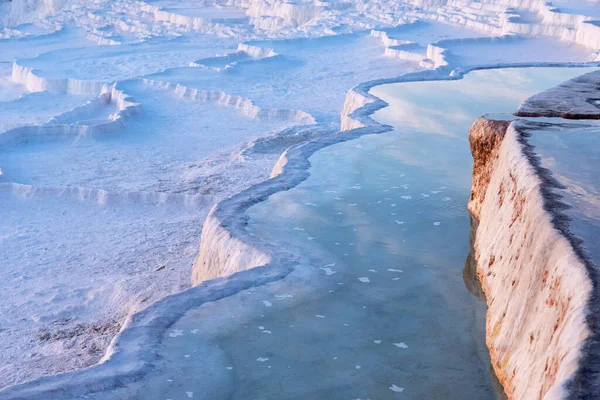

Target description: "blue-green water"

left=122, top=67, right=594, bottom=400
left=241, top=68, right=592, bottom=399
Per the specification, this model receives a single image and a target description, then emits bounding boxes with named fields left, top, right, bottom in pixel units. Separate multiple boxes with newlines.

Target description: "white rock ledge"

left=468, top=72, right=600, bottom=400
left=515, top=69, right=600, bottom=119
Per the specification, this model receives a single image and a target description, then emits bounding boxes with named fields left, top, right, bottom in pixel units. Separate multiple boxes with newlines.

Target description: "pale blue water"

left=117, top=67, right=594, bottom=400
left=525, top=119, right=600, bottom=266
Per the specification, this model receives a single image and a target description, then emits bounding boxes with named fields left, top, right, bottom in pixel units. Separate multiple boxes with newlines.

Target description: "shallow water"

left=525, top=119, right=600, bottom=266
left=120, top=67, right=593, bottom=400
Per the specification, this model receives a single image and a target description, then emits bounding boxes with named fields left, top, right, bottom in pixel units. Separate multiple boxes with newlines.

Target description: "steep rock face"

left=340, top=88, right=372, bottom=131
left=191, top=208, right=270, bottom=285
left=469, top=70, right=600, bottom=399
left=469, top=118, right=592, bottom=399
left=468, top=117, right=512, bottom=218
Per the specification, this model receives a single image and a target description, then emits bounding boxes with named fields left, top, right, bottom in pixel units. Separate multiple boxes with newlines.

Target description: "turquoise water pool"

left=121, top=67, right=593, bottom=400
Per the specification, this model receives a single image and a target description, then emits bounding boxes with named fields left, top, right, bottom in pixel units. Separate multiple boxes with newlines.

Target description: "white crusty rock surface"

left=516, top=69, right=600, bottom=119
left=468, top=72, right=600, bottom=399
left=1, top=0, right=600, bottom=392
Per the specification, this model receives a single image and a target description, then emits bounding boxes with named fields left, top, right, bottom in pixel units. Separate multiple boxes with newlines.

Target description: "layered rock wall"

left=469, top=71, right=600, bottom=398
left=469, top=117, right=593, bottom=399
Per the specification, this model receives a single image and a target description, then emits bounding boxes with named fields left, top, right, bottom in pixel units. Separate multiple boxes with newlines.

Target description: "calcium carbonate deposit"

left=468, top=71, right=600, bottom=399
left=1, top=0, right=600, bottom=398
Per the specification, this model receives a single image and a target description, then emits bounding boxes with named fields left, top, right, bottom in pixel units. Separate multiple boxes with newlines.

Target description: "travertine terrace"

left=468, top=70, right=600, bottom=399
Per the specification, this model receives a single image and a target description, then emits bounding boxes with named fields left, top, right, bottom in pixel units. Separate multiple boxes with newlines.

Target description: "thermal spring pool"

left=102, top=67, right=594, bottom=400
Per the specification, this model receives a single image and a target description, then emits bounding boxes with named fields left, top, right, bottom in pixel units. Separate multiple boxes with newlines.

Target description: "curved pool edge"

left=192, top=60, right=600, bottom=285
left=3, top=61, right=600, bottom=400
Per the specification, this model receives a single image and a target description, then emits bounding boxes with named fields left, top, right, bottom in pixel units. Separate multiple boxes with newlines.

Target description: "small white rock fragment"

left=358, top=277, right=370, bottom=283
left=393, top=342, right=408, bottom=349
left=390, top=385, right=404, bottom=393
left=275, top=294, right=293, bottom=300
left=320, top=266, right=337, bottom=276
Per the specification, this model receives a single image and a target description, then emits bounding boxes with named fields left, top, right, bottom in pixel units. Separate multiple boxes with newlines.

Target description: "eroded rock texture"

left=469, top=116, right=595, bottom=400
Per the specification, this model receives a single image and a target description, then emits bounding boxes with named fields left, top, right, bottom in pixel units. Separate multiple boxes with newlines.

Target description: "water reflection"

left=131, top=68, right=596, bottom=400
left=241, top=67, right=593, bottom=398
left=463, top=215, right=485, bottom=301
left=463, top=214, right=508, bottom=400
